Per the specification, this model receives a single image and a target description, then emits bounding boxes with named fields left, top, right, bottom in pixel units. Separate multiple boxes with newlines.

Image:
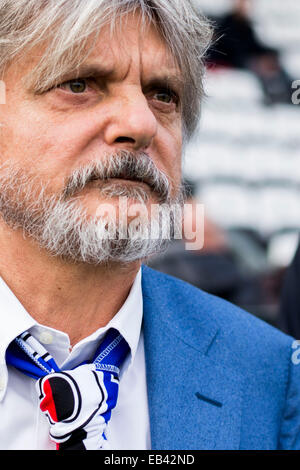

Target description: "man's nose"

left=103, top=91, right=158, bottom=151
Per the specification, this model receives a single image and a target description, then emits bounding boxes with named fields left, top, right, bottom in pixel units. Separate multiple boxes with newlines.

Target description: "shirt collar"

left=93, top=267, right=143, bottom=365
left=58, top=267, right=143, bottom=371
left=0, top=277, right=36, bottom=362
left=0, top=268, right=143, bottom=401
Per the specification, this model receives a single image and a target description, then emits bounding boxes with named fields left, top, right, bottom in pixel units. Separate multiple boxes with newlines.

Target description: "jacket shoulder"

left=142, top=265, right=294, bottom=355
left=142, top=265, right=300, bottom=450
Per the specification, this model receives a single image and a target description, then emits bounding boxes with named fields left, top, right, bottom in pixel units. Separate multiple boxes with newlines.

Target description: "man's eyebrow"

left=40, top=63, right=184, bottom=96
left=61, top=64, right=183, bottom=87
left=61, top=63, right=115, bottom=81
left=142, top=74, right=184, bottom=93
left=32, top=63, right=115, bottom=94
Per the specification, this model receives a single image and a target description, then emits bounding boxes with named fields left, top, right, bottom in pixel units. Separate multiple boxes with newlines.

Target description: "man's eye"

left=60, top=79, right=87, bottom=94
left=153, top=89, right=179, bottom=105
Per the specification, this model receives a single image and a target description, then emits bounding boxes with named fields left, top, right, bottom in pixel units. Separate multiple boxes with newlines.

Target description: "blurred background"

left=148, top=0, right=300, bottom=335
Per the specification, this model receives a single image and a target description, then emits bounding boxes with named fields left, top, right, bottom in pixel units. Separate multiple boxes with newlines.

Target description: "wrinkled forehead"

left=15, top=9, right=181, bottom=94
left=83, top=14, right=180, bottom=78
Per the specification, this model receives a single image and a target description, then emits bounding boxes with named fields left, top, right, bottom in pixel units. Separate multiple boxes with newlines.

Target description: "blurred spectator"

left=278, top=241, right=300, bottom=338
left=207, top=0, right=293, bottom=105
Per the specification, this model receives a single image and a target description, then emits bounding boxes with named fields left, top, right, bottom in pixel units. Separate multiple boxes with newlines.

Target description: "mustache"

left=62, top=150, right=172, bottom=203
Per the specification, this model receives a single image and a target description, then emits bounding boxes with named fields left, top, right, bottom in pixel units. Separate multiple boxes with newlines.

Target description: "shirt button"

left=39, top=331, right=53, bottom=345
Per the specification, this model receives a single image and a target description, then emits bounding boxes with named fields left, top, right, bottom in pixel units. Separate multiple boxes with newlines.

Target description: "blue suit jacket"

left=141, top=265, right=300, bottom=450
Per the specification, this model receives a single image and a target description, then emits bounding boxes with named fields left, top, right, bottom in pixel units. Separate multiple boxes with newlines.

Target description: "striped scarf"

left=6, top=328, right=130, bottom=450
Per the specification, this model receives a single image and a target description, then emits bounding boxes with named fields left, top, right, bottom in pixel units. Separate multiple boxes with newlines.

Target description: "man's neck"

left=0, top=224, right=141, bottom=346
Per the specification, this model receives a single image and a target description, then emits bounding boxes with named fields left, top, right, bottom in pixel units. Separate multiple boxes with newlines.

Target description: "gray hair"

left=0, top=0, right=212, bottom=140
left=0, top=155, right=184, bottom=264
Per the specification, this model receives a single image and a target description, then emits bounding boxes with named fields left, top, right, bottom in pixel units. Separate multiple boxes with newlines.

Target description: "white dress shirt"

left=0, top=269, right=151, bottom=450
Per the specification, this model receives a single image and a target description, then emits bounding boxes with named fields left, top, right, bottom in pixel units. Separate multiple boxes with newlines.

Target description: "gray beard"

left=0, top=154, right=184, bottom=265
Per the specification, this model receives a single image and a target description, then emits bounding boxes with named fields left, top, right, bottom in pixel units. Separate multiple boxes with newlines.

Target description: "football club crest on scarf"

left=6, top=328, right=130, bottom=450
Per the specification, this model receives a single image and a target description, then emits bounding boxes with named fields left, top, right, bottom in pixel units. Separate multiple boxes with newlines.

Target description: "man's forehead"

left=93, top=10, right=179, bottom=66
left=73, top=19, right=182, bottom=84
left=12, top=10, right=183, bottom=94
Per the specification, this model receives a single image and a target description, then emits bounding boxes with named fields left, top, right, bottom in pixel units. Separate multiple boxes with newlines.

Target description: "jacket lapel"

left=142, top=266, right=243, bottom=450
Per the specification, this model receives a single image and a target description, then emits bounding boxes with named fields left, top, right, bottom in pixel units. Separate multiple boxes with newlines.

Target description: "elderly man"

left=0, top=0, right=299, bottom=451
